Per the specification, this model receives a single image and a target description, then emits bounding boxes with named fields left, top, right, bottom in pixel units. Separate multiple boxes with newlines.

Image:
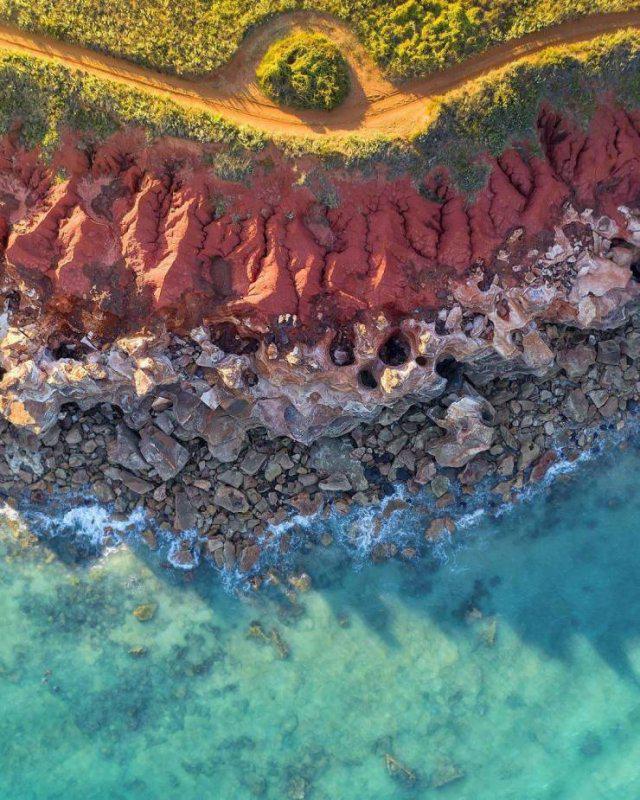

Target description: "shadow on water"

left=289, top=436, right=640, bottom=686
left=17, top=432, right=640, bottom=689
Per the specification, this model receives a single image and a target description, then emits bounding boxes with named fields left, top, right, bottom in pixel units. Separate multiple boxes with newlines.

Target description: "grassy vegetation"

left=256, top=32, right=349, bottom=110
left=2, top=31, right=640, bottom=194
left=0, top=52, right=266, bottom=171
left=1, top=0, right=639, bottom=79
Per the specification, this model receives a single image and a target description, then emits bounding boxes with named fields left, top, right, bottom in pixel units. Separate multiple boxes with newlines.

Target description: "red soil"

left=2, top=102, right=640, bottom=341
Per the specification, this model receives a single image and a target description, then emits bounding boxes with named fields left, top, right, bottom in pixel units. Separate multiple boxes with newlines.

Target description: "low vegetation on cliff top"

left=256, top=32, right=350, bottom=110
left=2, top=30, right=640, bottom=190
left=1, top=0, right=639, bottom=79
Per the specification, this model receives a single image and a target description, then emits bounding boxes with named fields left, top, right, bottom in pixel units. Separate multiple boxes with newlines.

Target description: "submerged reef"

left=3, top=100, right=640, bottom=574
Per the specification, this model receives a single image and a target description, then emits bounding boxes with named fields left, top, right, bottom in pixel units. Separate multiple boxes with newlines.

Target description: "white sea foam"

left=0, top=502, right=21, bottom=523
left=21, top=500, right=149, bottom=559
left=165, top=528, right=201, bottom=570
left=456, top=508, right=486, bottom=529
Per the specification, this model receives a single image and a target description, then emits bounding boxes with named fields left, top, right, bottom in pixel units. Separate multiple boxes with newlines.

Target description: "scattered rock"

left=133, top=603, right=157, bottom=622
left=214, top=485, right=249, bottom=513
left=239, top=449, right=267, bottom=476
left=430, top=474, right=451, bottom=498
left=565, top=389, right=589, bottom=423
left=529, top=450, right=557, bottom=482
left=428, top=397, right=495, bottom=467
left=425, top=517, right=455, bottom=540
left=557, top=344, right=596, bottom=377
left=119, top=470, right=154, bottom=495
left=319, top=473, right=352, bottom=492
left=239, top=544, right=260, bottom=572
left=139, top=425, right=189, bottom=481
left=597, top=339, right=621, bottom=365
left=174, top=490, right=196, bottom=531
left=107, top=423, right=148, bottom=471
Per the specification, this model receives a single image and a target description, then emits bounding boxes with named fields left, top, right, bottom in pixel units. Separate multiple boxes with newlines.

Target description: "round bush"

left=256, top=32, right=350, bottom=111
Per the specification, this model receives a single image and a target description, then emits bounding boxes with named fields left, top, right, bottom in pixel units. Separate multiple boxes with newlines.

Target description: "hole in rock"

left=212, top=323, right=259, bottom=355
left=480, top=406, right=494, bottom=425
left=415, top=356, right=428, bottom=367
left=610, top=238, right=640, bottom=281
left=478, top=269, right=495, bottom=292
left=358, top=368, right=378, bottom=390
left=51, top=341, right=81, bottom=360
left=243, top=369, right=259, bottom=387
left=435, top=356, right=462, bottom=384
left=330, top=332, right=355, bottom=366
left=3, top=290, right=20, bottom=312
left=378, top=332, right=410, bottom=366
left=0, top=366, right=5, bottom=381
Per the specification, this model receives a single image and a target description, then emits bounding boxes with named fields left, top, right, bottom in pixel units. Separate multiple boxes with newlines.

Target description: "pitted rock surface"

left=3, top=103, right=640, bottom=449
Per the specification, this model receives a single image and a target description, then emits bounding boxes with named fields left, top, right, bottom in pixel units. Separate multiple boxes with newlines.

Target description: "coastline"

left=3, top=312, right=640, bottom=586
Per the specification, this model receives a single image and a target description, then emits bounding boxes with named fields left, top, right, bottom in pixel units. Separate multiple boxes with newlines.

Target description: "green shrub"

left=256, top=32, right=350, bottom=110
left=2, top=31, right=640, bottom=197
left=1, top=0, right=640, bottom=80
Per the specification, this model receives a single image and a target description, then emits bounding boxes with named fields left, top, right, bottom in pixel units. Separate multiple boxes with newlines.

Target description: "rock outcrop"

left=3, top=102, right=640, bottom=452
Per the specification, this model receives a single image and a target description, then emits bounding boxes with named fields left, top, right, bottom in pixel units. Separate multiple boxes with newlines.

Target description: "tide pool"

left=2, top=438, right=640, bottom=799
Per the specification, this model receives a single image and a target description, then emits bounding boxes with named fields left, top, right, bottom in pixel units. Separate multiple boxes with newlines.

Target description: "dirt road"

left=0, top=10, right=639, bottom=139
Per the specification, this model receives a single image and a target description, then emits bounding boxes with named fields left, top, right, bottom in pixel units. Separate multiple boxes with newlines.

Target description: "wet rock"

left=92, top=480, right=115, bottom=504
left=518, top=442, right=540, bottom=471
left=425, top=516, right=455, bottom=539
left=141, top=528, right=158, bottom=550
left=214, top=485, right=249, bottom=513
left=133, top=603, right=157, bottom=622
left=239, top=544, right=260, bottom=572
left=174, top=490, right=196, bottom=531
left=223, top=540, right=236, bottom=568
left=139, top=425, right=189, bottom=481
left=288, top=573, right=311, bottom=592
left=171, top=546, right=198, bottom=569
left=459, top=457, right=493, bottom=485
left=430, top=475, right=451, bottom=498
left=414, top=458, right=437, bottom=485
left=427, top=397, right=495, bottom=468
left=529, top=450, right=557, bottom=482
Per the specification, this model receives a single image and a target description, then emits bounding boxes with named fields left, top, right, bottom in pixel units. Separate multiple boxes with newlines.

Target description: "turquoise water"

left=2, top=440, right=640, bottom=799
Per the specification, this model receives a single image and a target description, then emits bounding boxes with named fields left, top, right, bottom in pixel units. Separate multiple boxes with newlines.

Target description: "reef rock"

left=427, top=397, right=495, bottom=468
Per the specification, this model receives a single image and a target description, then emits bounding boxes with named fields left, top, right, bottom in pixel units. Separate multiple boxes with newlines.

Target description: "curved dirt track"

left=0, top=10, right=640, bottom=139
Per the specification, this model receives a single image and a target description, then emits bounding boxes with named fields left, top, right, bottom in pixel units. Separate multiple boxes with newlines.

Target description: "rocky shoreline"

left=2, top=312, right=640, bottom=579
left=4, top=103, right=640, bottom=579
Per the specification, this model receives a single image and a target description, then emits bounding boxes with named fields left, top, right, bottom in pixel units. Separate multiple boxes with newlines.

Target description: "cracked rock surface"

left=3, top=102, right=640, bottom=451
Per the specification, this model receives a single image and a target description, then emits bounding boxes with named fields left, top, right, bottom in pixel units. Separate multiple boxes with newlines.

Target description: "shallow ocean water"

left=2, top=439, right=640, bottom=799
